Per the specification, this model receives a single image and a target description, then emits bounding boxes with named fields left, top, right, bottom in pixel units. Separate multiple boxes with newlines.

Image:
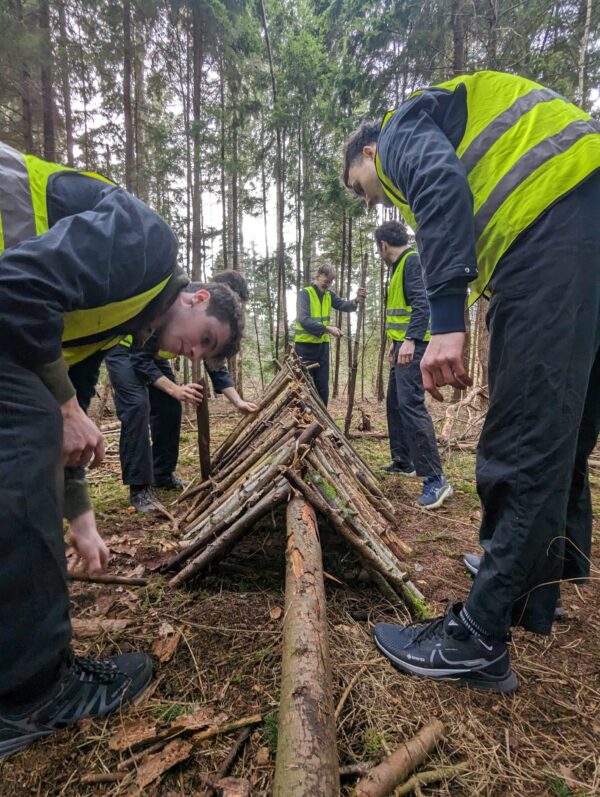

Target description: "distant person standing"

left=294, top=264, right=366, bottom=405
left=376, top=221, right=452, bottom=509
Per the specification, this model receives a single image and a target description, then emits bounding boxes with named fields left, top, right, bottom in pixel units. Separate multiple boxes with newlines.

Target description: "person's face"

left=157, top=290, right=232, bottom=361
left=347, top=144, right=392, bottom=210
left=315, top=271, right=335, bottom=291
left=377, top=240, right=394, bottom=266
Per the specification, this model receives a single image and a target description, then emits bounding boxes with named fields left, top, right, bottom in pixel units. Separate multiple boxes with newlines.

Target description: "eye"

left=352, top=182, right=364, bottom=198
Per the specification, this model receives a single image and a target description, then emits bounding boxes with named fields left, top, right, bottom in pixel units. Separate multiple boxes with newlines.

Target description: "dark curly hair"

left=185, top=280, right=245, bottom=359
left=342, top=121, right=380, bottom=190
left=211, top=270, right=249, bottom=302
left=374, top=220, right=409, bottom=248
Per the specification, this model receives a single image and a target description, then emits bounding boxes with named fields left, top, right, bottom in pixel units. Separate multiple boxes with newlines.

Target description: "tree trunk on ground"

left=273, top=497, right=339, bottom=797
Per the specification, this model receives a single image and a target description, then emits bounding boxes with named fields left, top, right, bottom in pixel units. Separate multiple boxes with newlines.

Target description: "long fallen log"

left=273, top=497, right=339, bottom=797
left=352, top=719, right=446, bottom=797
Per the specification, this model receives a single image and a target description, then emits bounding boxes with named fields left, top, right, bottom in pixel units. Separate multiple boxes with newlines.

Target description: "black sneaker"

left=462, top=554, right=568, bottom=621
left=380, top=462, right=417, bottom=477
left=153, top=473, right=188, bottom=491
left=130, top=485, right=160, bottom=513
left=0, top=651, right=153, bottom=759
left=373, top=602, right=519, bottom=693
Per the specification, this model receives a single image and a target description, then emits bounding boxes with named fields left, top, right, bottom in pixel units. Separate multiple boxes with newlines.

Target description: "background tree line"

left=1, top=0, right=598, bottom=401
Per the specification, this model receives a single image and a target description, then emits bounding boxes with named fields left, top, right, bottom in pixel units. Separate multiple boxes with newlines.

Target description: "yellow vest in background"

left=294, top=285, right=332, bottom=344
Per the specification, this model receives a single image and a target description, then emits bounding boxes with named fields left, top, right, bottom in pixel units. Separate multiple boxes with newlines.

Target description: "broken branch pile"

left=159, top=352, right=423, bottom=609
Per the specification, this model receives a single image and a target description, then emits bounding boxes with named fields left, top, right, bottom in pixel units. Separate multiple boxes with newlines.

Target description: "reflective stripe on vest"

left=376, top=71, right=600, bottom=306
left=386, top=249, right=430, bottom=342
left=119, top=334, right=175, bottom=360
left=0, top=142, right=175, bottom=362
left=294, top=285, right=332, bottom=343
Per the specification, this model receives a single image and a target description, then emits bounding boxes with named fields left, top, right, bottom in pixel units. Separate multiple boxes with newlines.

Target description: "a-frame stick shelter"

left=159, top=352, right=425, bottom=612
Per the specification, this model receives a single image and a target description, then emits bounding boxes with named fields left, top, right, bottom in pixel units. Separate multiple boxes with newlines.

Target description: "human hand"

left=175, top=382, right=204, bottom=405
left=68, top=509, right=110, bottom=575
left=356, top=287, right=367, bottom=301
left=420, top=332, right=472, bottom=401
left=396, top=339, right=416, bottom=367
left=325, top=326, right=342, bottom=337
left=236, top=400, right=259, bottom=415
left=62, top=396, right=105, bottom=468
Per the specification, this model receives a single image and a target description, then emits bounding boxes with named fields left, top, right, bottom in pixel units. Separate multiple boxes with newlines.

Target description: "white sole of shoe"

left=417, top=484, right=453, bottom=510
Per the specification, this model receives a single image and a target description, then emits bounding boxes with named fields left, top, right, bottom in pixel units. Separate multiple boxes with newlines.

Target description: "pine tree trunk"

left=344, top=252, right=367, bottom=436
left=122, top=0, right=135, bottom=192
left=346, top=216, right=353, bottom=373
left=39, top=0, right=55, bottom=161
left=374, top=257, right=388, bottom=402
left=12, top=0, right=34, bottom=152
left=332, top=212, right=346, bottom=399
left=133, top=8, right=147, bottom=202
left=57, top=0, right=74, bottom=165
left=191, top=3, right=203, bottom=280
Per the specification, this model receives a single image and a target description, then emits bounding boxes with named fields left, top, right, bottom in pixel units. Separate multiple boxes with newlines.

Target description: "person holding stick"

left=0, top=141, right=244, bottom=756
left=294, top=263, right=366, bottom=406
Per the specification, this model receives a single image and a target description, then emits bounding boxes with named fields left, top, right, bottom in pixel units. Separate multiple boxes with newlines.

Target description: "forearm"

left=153, top=374, right=178, bottom=397
left=222, top=386, right=244, bottom=408
left=64, top=471, right=93, bottom=522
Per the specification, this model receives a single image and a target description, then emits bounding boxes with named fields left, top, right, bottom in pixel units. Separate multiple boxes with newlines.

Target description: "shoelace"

left=411, top=615, right=446, bottom=644
left=71, top=655, right=119, bottom=684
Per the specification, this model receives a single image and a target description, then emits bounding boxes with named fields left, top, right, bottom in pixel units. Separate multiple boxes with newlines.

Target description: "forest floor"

left=2, top=393, right=599, bottom=797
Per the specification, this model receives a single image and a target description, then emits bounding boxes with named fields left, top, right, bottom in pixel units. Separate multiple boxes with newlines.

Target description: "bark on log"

left=352, top=719, right=445, bottom=797
left=273, top=498, right=339, bottom=797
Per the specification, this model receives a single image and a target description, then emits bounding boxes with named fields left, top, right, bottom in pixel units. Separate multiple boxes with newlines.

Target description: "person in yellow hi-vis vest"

left=375, top=221, right=451, bottom=510
left=294, top=263, right=366, bottom=405
left=0, top=141, right=245, bottom=757
left=343, top=70, right=600, bottom=693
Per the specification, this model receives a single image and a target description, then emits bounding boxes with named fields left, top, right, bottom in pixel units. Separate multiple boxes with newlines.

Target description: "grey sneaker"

left=130, top=485, right=160, bottom=513
left=0, top=651, right=153, bottom=759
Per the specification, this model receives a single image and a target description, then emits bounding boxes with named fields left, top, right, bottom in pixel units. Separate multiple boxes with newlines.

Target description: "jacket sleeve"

left=0, top=186, right=178, bottom=402
left=330, top=290, right=357, bottom=313
left=206, top=365, right=234, bottom=394
left=377, top=92, right=476, bottom=331
left=296, top=288, right=326, bottom=337
left=130, top=341, right=165, bottom=385
left=403, top=254, right=430, bottom=340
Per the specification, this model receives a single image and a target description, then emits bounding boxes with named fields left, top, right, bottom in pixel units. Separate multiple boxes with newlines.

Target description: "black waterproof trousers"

left=466, top=172, right=600, bottom=637
left=105, top=346, right=181, bottom=486
left=0, top=357, right=71, bottom=704
left=387, top=340, right=443, bottom=478
left=294, top=341, right=330, bottom=406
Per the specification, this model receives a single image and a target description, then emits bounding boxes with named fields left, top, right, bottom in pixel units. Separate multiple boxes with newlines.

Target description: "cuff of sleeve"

left=428, top=293, right=467, bottom=334
left=64, top=477, right=92, bottom=521
left=36, top=357, right=76, bottom=404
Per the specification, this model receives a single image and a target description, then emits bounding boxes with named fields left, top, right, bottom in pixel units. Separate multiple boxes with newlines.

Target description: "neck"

left=386, top=243, right=410, bottom=266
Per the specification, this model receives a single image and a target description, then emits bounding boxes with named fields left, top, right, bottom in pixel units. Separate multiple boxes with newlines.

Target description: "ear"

left=362, top=143, right=376, bottom=161
left=183, top=288, right=210, bottom=306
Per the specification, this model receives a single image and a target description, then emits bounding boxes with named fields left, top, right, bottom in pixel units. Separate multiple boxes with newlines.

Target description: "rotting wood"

left=352, top=719, right=446, bottom=797
left=273, top=497, right=339, bottom=797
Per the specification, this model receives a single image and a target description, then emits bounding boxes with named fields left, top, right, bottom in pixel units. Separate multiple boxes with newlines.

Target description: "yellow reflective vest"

left=375, top=71, right=600, bottom=305
left=294, top=285, right=332, bottom=343
left=386, top=248, right=431, bottom=342
left=0, top=141, right=172, bottom=364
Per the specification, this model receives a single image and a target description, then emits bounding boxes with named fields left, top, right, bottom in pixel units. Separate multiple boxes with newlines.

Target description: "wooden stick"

left=344, top=252, right=368, bottom=436
left=273, top=497, right=339, bottom=797
left=352, top=719, right=445, bottom=797
left=335, top=665, right=368, bottom=721
left=394, top=762, right=469, bottom=796
left=197, top=377, right=211, bottom=480
left=203, top=726, right=253, bottom=797
left=169, top=481, right=291, bottom=586
left=68, top=573, right=149, bottom=587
